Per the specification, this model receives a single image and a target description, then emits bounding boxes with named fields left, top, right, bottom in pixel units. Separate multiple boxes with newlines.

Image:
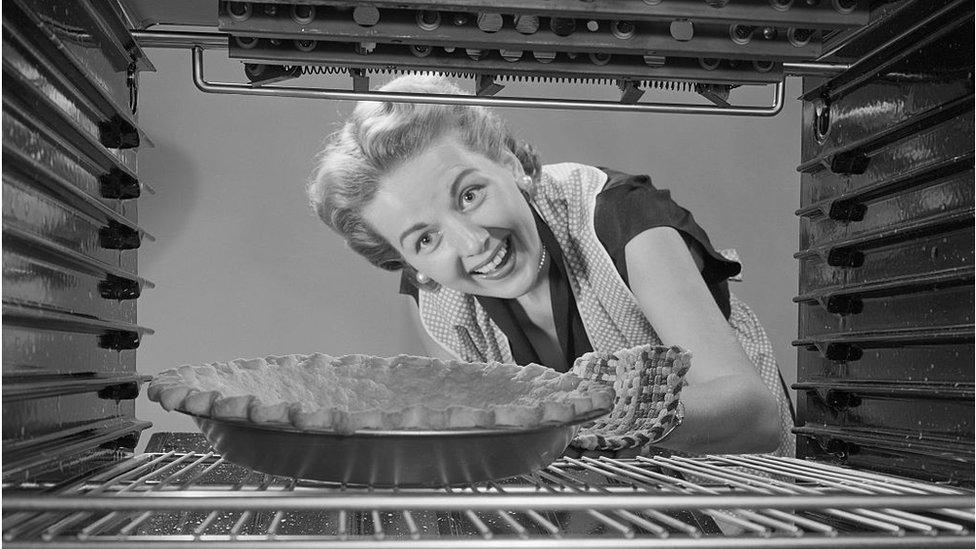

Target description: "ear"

left=499, top=148, right=524, bottom=179
left=499, top=149, right=534, bottom=194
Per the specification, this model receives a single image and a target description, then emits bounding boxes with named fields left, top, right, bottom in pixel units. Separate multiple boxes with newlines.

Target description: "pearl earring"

left=415, top=272, right=429, bottom=284
left=520, top=175, right=533, bottom=188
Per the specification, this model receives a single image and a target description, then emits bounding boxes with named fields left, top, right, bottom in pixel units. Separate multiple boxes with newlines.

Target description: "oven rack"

left=3, top=453, right=973, bottom=548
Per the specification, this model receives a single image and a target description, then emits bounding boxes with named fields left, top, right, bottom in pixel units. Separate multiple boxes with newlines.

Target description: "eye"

left=416, top=231, right=437, bottom=252
left=459, top=186, right=484, bottom=208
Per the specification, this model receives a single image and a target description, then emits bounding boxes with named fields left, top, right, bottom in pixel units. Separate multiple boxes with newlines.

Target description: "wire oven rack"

left=3, top=452, right=974, bottom=548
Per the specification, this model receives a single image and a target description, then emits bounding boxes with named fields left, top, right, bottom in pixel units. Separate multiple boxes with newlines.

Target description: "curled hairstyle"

left=307, top=75, right=541, bottom=285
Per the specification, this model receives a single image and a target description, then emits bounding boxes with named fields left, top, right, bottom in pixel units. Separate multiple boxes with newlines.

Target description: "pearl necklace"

left=537, top=245, right=548, bottom=273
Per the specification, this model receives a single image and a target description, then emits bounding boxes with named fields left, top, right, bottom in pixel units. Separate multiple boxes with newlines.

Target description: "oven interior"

left=2, top=0, right=973, bottom=546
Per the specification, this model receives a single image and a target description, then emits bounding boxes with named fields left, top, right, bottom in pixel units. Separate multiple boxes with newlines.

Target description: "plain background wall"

left=134, top=47, right=800, bottom=449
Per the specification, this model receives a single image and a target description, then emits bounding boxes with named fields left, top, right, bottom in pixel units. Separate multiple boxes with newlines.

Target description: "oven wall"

left=133, top=47, right=802, bottom=445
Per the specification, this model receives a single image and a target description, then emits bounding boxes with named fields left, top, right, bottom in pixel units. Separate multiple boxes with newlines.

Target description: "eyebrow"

left=397, top=168, right=477, bottom=247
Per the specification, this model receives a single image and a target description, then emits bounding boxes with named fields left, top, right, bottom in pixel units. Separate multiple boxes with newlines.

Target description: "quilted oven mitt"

left=570, top=344, right=691, bottom=451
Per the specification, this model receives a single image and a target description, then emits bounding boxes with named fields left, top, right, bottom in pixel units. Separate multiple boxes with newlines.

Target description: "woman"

left=308, top=75, right=793, bottom=456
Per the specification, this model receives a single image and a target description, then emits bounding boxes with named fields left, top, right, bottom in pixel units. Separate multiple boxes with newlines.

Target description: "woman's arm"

left=624, top=226, right=780, bottom=453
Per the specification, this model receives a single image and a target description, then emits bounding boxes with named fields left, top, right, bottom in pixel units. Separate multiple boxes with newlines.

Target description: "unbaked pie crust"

left=148, top=353, right=615, bottom=433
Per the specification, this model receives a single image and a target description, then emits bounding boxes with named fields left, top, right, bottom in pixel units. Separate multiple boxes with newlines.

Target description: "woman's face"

left=363, top=134, right=544, bottom=299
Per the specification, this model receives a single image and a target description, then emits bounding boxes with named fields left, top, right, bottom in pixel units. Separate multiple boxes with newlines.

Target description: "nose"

left=445, top=216, right=490, bottom=257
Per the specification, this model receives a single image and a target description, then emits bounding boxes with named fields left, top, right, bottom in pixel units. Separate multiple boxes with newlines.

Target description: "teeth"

left=474, top=240, right=509, bottom=275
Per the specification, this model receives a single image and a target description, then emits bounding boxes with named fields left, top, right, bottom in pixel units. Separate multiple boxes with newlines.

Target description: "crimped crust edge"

left=148, top=354, right=614, bottom=434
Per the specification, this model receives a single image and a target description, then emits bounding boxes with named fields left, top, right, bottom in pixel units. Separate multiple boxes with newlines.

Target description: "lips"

left=471, top=237, right=512, bottom=276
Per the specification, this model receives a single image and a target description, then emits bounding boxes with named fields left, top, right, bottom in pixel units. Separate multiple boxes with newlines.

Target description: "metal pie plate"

left=186, top=409, right=608, bottom=486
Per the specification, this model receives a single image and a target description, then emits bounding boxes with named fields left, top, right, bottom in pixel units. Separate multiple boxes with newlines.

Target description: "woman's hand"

left=624, top=226, right=780, bottom=453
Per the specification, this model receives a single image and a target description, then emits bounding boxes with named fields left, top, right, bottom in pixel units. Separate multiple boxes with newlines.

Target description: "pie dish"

left=147, top=353, right=615, bottom=434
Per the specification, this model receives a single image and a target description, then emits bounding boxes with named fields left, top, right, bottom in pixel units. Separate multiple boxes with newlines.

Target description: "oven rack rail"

left=127, top=31, right=855, bottom=117
left=3, top=453, right=974, bottom=547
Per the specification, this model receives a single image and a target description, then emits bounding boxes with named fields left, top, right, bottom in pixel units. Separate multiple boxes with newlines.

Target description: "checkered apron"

left=417, top=163, right=794, bottom=456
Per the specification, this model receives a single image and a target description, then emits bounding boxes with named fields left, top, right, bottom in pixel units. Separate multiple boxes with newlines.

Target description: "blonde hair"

left=307, top=75, right=541, bottom=279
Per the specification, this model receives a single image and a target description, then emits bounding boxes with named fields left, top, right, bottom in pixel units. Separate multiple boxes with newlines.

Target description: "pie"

left=147, top=353, right=615, bottom=434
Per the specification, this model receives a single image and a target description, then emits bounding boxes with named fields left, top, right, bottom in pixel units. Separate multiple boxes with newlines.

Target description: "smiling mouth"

left=471, top=237, right=512, bottom=276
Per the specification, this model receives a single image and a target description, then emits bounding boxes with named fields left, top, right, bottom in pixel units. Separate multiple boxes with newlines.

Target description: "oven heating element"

left=3, top=454, right=974, bottom=547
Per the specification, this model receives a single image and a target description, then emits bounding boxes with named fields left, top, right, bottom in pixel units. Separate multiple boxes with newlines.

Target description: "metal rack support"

left=188, top=46, right=786, bottom=115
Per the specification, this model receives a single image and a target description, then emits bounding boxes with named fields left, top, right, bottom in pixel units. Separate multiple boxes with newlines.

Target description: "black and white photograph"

left=2, top=0, right=974, bottom=545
